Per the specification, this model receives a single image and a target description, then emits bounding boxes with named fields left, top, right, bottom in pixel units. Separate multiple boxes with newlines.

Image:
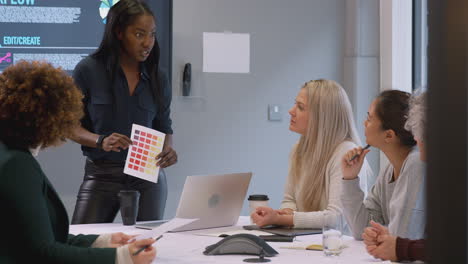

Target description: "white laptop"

left=135, top=172, right=252, bottom=232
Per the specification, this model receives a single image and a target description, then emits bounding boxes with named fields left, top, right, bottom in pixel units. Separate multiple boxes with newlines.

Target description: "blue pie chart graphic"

left=99, top=0, right=120, bottom=23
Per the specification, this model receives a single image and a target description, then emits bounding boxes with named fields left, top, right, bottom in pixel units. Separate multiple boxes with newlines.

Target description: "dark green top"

left=0, top=143, right=116, bottom=263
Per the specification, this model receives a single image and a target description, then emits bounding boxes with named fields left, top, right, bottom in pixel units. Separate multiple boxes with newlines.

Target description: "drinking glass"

left=323, top=211, right=343, bottom=256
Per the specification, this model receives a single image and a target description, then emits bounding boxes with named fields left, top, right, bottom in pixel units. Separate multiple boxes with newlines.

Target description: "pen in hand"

left=132, top=235, right=163, bottom=256
left=348, top=145, right=371, bottom=162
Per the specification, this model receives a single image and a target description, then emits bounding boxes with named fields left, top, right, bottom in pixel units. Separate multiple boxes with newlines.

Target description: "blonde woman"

left=251, top=79, right=370, bottom=228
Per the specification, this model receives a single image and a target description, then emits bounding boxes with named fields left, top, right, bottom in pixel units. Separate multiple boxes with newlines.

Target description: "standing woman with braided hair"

left=70, top=0, right=177, bottom=224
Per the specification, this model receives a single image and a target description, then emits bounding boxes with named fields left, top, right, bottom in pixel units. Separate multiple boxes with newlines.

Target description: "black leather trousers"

left=71, top=158, right=167, bottom=224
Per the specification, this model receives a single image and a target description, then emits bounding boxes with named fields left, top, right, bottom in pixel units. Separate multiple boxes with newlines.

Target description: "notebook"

left=243, top=224, right=322, bottom=236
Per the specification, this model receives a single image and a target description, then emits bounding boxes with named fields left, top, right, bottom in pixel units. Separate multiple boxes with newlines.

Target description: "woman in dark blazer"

left=0, top=60, right=156, bottom=264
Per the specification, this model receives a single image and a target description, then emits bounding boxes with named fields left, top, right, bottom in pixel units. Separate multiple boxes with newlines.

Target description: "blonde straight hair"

left=290, top=79, right=362, bottom=211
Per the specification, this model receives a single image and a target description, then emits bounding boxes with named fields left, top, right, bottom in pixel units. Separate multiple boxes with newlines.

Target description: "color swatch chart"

left=124, top=124, right=165, bottom=183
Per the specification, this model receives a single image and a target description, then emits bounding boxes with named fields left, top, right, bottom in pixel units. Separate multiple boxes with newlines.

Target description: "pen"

left=348, top=145, right=370, bottom=162
left=132, top=235, right=163, bottom=256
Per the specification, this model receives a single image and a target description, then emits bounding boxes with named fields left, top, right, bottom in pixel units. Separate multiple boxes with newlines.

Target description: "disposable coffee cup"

left=248, top=194, right=269, bottom=224
left=118, top=190, right=140, bottom=225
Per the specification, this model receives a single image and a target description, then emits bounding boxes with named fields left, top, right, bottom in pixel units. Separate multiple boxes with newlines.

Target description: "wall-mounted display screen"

left=0, top=0, right=171, bottom=75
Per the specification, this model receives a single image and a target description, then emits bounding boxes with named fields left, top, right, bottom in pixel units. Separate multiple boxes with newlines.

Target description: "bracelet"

left=96, top=134, right=107, bottom=149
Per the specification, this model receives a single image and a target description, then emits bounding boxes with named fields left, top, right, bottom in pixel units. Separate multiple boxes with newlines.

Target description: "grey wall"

left=37, top=0, right=379, bottom=220
left=343, top=0, right=380, bottom=186
left=167, top=0, right=346, bottom=217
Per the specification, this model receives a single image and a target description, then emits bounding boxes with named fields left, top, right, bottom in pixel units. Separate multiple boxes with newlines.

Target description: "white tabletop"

left=69, top=216, right=392, bottom=264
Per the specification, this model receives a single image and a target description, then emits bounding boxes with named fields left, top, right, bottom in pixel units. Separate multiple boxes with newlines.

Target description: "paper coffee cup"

left=248, top=194, right=269, bottom=224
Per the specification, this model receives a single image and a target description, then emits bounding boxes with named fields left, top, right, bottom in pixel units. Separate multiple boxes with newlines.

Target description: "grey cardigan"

left=341, top=149, right=426, bottom=240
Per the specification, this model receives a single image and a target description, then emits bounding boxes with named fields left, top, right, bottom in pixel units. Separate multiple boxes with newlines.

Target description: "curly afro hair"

left=0, top=60, right=84, bottom=150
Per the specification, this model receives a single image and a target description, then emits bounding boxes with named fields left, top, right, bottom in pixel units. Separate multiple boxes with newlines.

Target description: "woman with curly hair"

left=0, top=60, right=156, bottom=264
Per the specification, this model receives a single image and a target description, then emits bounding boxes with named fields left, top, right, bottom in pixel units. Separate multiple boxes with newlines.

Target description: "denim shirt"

left=73, top=56, right=173, bottom=162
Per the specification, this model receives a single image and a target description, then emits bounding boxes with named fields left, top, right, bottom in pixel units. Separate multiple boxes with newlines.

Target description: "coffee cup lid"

left=248, top=194, right=269, bottom=201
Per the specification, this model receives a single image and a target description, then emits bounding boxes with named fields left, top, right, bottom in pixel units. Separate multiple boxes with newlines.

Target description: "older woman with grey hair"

left=361, top=91, right=427, bottom=262
left=405, top=91, right=427, bottom=161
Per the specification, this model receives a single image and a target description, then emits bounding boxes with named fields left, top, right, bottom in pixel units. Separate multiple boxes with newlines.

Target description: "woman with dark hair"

left=0, top=61, right=156, bottom=263
left=70, top=0, right=177, bottom=224
left=362, top=91, right=427, bottom=262
left=340, top=90, right=426, bottom=240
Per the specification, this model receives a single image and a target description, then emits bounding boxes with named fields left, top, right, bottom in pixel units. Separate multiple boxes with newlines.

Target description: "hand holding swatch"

left=124, top=124, right=166, bottom=183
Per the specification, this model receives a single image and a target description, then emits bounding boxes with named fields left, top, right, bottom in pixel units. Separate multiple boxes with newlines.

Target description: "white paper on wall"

left=203, top=32, right=250, bottom=73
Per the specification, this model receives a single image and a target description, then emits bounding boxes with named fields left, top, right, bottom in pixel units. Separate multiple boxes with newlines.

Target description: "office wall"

left=343, top=0, right=380, bottom=186
left=167, top=0, right=346, bottom=217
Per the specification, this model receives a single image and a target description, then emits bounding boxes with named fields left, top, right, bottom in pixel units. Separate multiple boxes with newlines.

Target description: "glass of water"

left=322, top=211, right=343, bottom=256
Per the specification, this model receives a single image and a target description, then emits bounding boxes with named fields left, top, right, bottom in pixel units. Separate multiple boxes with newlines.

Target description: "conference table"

left=69, top=216, right=393, bottom=264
